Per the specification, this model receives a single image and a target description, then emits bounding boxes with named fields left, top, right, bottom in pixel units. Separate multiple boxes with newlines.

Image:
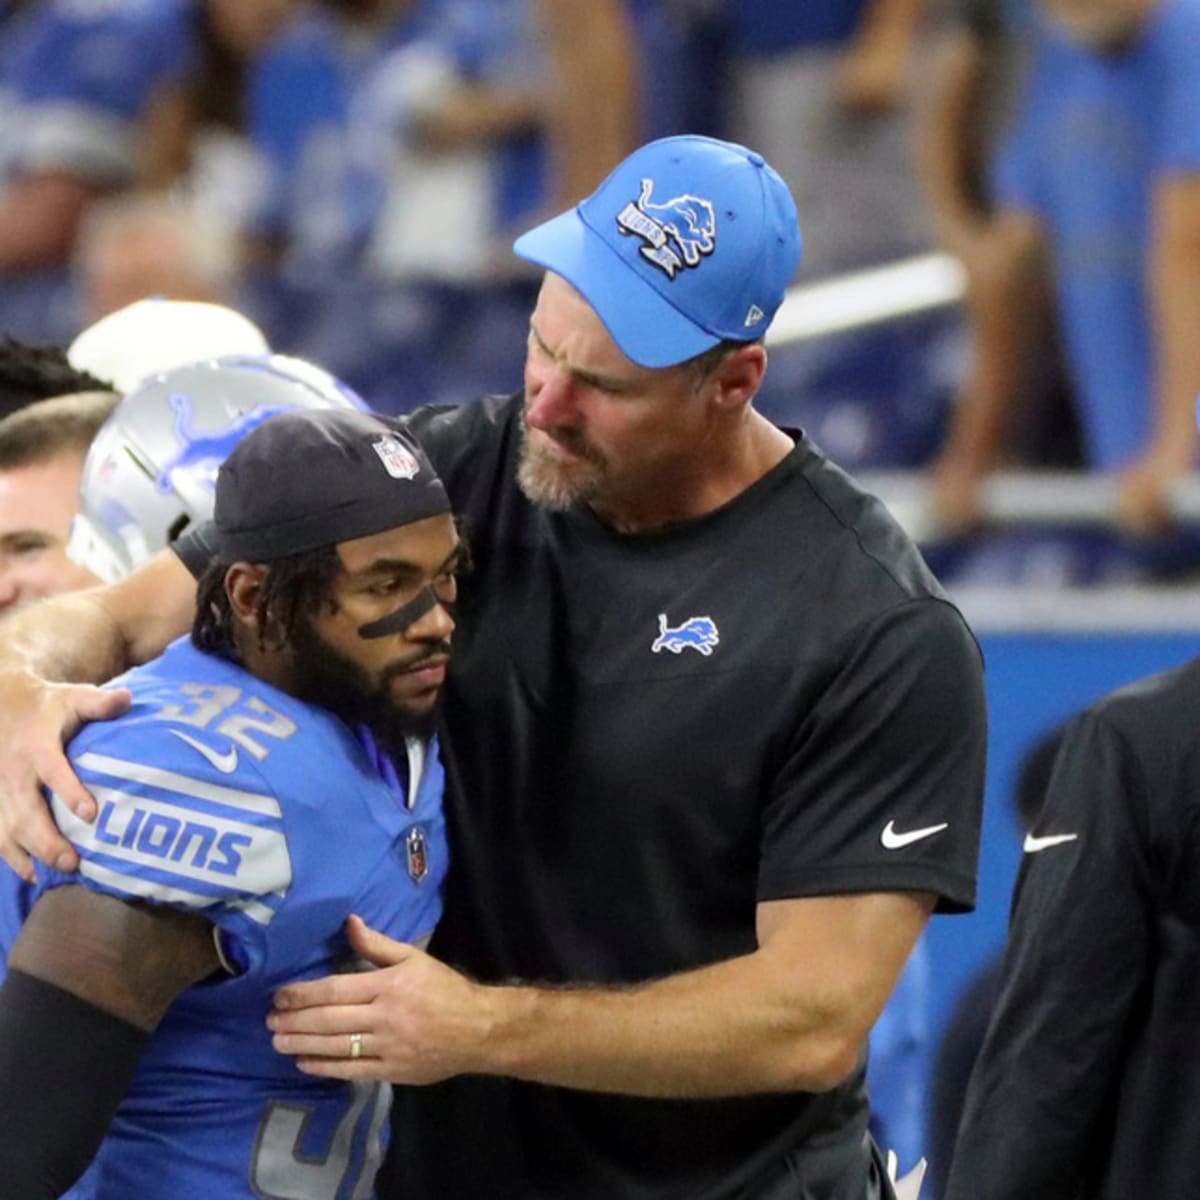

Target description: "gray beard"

left=516, top=425, right=605, bottom=512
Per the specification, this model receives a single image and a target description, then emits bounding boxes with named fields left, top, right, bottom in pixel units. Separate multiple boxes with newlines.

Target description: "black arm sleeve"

left=0, top=968, right=149, bottom=1199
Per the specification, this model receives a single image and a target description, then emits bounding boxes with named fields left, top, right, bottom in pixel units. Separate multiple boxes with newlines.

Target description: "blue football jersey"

left=30, top=637, right=447, bottom=1200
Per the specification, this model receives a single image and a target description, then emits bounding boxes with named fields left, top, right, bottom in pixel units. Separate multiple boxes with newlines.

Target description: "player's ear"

left=224, top=562, right=270, bottom=633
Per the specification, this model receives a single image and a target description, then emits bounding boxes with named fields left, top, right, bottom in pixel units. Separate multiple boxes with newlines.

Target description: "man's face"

left=287, top=513, right=461, bottom=745
left=519, top=273, right=713, bottom=519
left=1040, top=0, right=1149, bottom=50
left=0, top=452, right=99, bottom=615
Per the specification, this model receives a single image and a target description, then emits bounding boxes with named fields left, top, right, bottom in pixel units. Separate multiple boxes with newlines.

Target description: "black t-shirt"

left=177, top=394, right=985, bottom=1199
left=947, top=658, right=1200, bottom=1200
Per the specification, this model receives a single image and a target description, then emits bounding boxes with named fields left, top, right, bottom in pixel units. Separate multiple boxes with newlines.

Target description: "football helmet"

left=68, top=354, right=370, bottom=582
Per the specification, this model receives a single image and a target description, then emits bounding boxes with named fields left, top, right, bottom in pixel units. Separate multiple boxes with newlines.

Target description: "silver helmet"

left=68, top=354, right=370, bottom=582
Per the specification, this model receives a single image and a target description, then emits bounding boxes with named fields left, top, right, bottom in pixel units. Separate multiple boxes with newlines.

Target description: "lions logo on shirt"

left=651, top=614, right=720, bottom=657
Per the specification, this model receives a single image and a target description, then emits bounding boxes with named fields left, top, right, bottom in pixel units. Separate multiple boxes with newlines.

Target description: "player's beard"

left=286, top=611, right=442, bottom=752
left=517, top=411, right=609, bottom=511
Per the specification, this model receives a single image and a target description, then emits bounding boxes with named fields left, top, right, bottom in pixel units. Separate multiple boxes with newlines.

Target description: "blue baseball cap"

left=513, top=135, right=802, bottom=369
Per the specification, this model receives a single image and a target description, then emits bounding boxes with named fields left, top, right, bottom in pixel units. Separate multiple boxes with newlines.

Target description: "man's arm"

left=0, top=885, right=218, bottom=1198
left=270, top=890, right=932, bottom=1097
left=838, top=0, right=925, bottom=116
left=535, top=0, right=638, bottom=207
left=0, top=548, right=196, bottom=878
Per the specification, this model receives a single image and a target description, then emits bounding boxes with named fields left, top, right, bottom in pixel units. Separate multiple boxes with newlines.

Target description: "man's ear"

left=224, top=562, right=270, bottom=633
left=710, top=343, right=768, bottom=414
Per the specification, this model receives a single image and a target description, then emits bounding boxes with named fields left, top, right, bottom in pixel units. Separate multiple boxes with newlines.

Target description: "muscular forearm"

left=479, top=947, right=865, bottom=1098
left=469, top=893, right=931, bottom=1099
left=0, top=549, right=195, bottom=684
left=0, top=589, right=128, bottom=685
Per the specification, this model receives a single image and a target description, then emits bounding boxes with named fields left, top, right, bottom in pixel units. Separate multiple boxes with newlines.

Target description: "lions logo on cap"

left=373, top=435, right=420, bottom=480
left=616, top=179, right=716, bottom=280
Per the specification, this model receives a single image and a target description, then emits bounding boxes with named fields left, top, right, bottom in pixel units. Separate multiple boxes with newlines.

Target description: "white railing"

left=766, top=254, right=1200, bottom=633
left=854, top=470, right=1200, bottom=545
left=767, top=252, right=966, bottom=344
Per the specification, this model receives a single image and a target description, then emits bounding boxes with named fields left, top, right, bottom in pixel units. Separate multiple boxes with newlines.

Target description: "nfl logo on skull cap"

left=373, top=435, right=420, bottom=480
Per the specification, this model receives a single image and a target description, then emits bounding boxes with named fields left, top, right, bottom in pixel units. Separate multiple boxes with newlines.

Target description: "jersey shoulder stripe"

left=52, top=746, right=292, bottom=926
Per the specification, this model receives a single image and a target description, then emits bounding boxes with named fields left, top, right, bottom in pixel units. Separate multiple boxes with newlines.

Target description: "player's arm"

left=273, top=891, right=931, bottom=1096
left=945, top=712, right=1152, bottom=1199
left=0, top=885, right=219, bottom=1199
left=0, top=548, right=197, bottom=879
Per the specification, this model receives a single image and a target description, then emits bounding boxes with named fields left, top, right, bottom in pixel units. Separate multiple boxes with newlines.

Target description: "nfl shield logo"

left=373, top=435, right=420, bottom=480
left=405, top=826, right=429, bottom=883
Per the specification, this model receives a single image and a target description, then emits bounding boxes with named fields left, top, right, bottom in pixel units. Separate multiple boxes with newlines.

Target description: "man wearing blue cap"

left=0, top=136, right=984, bottom=1199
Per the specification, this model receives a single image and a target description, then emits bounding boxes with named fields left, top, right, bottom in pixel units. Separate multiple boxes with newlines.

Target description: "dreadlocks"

left=192, top=544, right=343, bottom=657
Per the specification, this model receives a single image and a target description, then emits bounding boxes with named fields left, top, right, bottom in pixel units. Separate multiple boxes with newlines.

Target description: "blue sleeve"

left=36, top=722, right=290, bottom=975
left=991, top=42, right=1055, bottom=216
left=1154, top=6, right=1200, bottom=173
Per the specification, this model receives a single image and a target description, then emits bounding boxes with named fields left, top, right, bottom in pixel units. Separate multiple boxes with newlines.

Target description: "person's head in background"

left=0, top=389, right=118, bottom=614
left=74, top=193, right=242, bottom=324
left=0, top=337, right=111, bottom=423
left=1040, top=0, right=1158, bottom=51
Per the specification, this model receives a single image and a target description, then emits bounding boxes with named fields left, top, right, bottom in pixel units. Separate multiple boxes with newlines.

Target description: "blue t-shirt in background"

left=994, top=0, right=1200, bottom=468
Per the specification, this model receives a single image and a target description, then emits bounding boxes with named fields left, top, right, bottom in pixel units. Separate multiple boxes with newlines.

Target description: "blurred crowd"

left=0, top=0, right=1197, bottom=592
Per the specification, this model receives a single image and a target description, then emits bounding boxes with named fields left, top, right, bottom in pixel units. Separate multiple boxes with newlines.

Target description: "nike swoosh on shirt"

left=169, top=729, right=239, bottom=774
left=880, top=820, right=949, bottom=850
left=1023, top=832, right=1079, bottom=853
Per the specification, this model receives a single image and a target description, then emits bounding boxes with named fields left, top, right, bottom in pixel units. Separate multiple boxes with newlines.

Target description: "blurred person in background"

left=926, top=723, right=1063, bottom=1199
left=246, top=0, right=637, bottom=410
left=73, top=192, right=246, bottom=326
left=714, top=0, right=937, bottom=281
left=945, top=646, right=1200, bottom=1198
left=921, top=0, right=1083, bottom=534
left=0, top=335, right=109, bottom=421
left=0, top=0, right=189, bottom=274
left=925, top=0, right=1200, bottom=544
left=137, top=0, right=300, bottom=237
left=0, top=387, right=116, bottom=616
left=866, top=938, right=933, bottom=1180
